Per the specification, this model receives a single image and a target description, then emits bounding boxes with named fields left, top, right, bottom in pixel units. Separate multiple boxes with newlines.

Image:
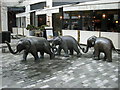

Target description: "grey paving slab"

left=0, top=39, right=119, bottom=89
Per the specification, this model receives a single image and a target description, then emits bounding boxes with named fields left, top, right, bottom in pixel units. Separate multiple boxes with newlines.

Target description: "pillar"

left=26, top=5, right=30, bottom=26
left=1, top=6, right=8, bottom=31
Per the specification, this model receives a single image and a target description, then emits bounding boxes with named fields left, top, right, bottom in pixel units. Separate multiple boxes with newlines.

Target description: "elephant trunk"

left=51, top=43, right=57, bottom=53
left=82, top=45, right=89, bottom=53
left=5, top=41, right=19, bottom=54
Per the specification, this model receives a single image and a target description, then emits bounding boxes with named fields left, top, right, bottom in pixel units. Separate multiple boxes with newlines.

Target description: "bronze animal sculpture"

left=52, top=36, right=82, bottom=57
left=82, top=36, right=120, bottom=62
left=5, top=36, right=55, bottom=61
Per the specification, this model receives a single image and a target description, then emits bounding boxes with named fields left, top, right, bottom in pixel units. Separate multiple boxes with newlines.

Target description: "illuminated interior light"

left=60, top=16, right=63, bottom=20
left=102, top=13, right=106, bottom=19
left=116, top=21, right=118, bottom=24
left=78, top=15, right=81, bottom=19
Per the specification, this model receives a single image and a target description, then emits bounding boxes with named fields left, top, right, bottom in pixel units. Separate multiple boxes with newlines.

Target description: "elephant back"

left=61, top=36, right=77, bottom=43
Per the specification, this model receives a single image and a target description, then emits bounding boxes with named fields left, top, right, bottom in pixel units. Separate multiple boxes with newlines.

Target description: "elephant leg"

left=44, top=47, right=55, bottom=59
left=56, top=46, right=62, bottom=55
left=93, top=46, right=100, bottom=60
left=22, top=51, right=28, bottom=61
left=93, top=51, right=100, bottom=60
left=103, top=53, right=107, bottom=61
left=63, top=47, right=69, bottom=57
left=70, top=49, right=73, bottom=55
left=92, top=51, right=95, bottom=58
left=31, top=51, right=39, bottom=61
left=73, top=46, right=82, bottom=57
left=40, top=51, right=44, bottom=59
left=106, top=50, right=112, bottom=62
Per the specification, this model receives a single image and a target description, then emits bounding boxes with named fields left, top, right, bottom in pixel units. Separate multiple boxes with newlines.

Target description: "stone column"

left=0, top=0, right=1, bottom=33
left=26, top=5, right=30, bottom=26
left=47, top=13, right=52, bottom=27
left=1, top=6, right=8, bottom=31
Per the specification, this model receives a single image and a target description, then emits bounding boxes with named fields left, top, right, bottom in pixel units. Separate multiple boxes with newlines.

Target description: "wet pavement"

left=0, top=39, right=119, bottom=88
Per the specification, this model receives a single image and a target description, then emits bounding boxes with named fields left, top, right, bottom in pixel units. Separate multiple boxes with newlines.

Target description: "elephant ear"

left=92, top=41, right=95, bottom=46
left=91, top=36, right=97, bottom=46
left=25, top=40, right=31, bottom=50
left=58, top=37, right=62, bottom=43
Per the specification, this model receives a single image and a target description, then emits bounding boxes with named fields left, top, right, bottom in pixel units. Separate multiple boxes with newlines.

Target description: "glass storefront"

left=37, top=14, right=46, bottom=27
left=58, top=9, right=119, bottom=32
left=52, top=13, right=61, bottom=32
left=63, top=11, right=83, bottom=30
left=16, top=17, right=26, bottom=28
left=92, top=10, right=119, bottom=32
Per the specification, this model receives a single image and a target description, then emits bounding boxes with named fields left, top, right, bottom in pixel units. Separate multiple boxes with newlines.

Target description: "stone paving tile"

left=0, top=39, right=119, bottom=88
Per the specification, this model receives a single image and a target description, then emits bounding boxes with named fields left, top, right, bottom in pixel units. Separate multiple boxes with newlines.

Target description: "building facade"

left=0, top=0, right=120, bottom=48
left=15, top=0, right=120, bottom=32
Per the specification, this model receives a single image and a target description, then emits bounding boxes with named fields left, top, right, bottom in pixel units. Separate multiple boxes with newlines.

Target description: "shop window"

left=30, top=2, right=46, bottom=10
left=16, top=17, right=26, bottom=28
left=55, top=10, right=119, bottom=32
left=63, top=11, right=82, bottom=30
left=52, top=13, right=61, bottom=32
left=107, top=11, right=119, bottom=32
left=82, top=11, right=91, bottom=30
left=21, top=17, right=26, bottom=28
left=63, top=12, right=70, bottom=30
left=38, top=15, right=46, bottom=27
left=30, top=12, right=35, bottom=26
left=71, top=12, right=80, bottom=30
left=93, top=10, right=119, bottom=32
left=16, top=17, right=21, bottom=28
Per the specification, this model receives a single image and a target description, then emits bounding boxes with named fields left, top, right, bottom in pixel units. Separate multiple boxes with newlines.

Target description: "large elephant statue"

left=82, top=36, right=119, bottom=62
left=5, top=36, right=55, bottom=61
left=52, top=36, right=82, bottom=57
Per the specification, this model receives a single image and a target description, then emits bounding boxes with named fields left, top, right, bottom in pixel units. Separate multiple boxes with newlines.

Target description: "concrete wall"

left=12, top=28, right=29, bottom=37
left=47, top=0, right=52, bottom=8
left=24, top=28, right=29, bottom=36
left=62, top=30, right=120, bottom=49
left=64, top=0, right=119, bottom=12
left=30, top=0, right=46, bottom=5
left=80, top=31, right=100, bottom=44
left=101, top=32, right=120, bottom=49
left=62, top=30, right=78, bottom=41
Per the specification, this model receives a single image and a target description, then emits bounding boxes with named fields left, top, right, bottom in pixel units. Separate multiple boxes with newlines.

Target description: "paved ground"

left=0, top=38, right=119, bottom=89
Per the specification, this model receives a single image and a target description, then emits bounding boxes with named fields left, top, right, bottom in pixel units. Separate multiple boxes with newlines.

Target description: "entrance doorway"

left=7, top=7, right=25, bottom=32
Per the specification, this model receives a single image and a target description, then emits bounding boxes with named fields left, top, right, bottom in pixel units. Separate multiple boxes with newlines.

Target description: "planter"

left=29, top=31, right=35, bottom=36
left=35, top=30, right=43, bottom=37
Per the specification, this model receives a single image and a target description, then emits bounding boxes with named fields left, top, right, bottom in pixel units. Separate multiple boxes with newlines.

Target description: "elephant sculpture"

left=82, top=36, right=119, bottom=62
left=5, top=36, right=55, bottom=61
left=52, top=36, right=82, bottom=57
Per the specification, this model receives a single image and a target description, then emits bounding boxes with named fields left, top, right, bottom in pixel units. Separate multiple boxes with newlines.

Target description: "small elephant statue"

left=52, top=36, right=82, bottom=57
left=82, top=36, right=119, bottom=62
left=5, top=36, right=55, bottom=61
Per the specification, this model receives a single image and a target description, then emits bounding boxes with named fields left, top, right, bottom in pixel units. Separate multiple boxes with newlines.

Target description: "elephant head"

left=51, top=36, right=62, bottom=53
left=52, top=36, right=62, bottom=47
left=82, top=36, right=97, bottom=53
left=5, top=38, right=31, bottom=54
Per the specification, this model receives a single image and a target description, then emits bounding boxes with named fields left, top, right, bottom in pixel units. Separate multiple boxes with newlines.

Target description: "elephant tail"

left=112, top=44, right=120, bottom=54
left=77, top=42, right=84, bottom=51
